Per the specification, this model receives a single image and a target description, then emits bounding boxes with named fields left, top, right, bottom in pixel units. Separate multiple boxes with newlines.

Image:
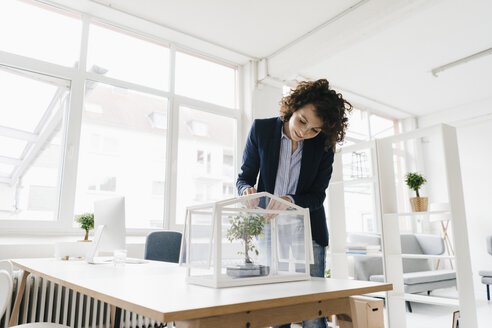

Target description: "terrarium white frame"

left=179, top=192, right=314, bottom=288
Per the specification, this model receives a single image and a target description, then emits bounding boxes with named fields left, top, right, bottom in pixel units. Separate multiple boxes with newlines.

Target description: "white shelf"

left=401, top=254, right=454, bottom=259
left=344, top=252, right=383, bottom=257
left=327, top=125, right=477, bottom=327
left=345, top=253, right=455, bottom=260
left=384, top=210, right=450, bottom=217
left=363, top=292, right=460, bottom=307
left=404, top=293, right=459, bottom=307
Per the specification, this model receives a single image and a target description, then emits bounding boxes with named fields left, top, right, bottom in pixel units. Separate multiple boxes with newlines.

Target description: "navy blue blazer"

left=236, top=117, right=334, bottom=247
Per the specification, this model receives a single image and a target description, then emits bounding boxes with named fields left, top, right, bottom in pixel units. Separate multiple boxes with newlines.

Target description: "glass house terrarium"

left=179, top=192, right=314, bottom=288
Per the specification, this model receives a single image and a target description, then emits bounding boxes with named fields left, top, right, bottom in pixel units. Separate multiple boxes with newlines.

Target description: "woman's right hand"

left=242, top=187, right=259, bottom=208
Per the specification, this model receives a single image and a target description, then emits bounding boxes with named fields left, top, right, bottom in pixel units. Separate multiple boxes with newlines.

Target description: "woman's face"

left=286, top=104, right=323, bottom=142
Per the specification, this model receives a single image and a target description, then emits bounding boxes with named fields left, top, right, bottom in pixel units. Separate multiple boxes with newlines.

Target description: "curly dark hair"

left=279, top=79, right=352, bottom=150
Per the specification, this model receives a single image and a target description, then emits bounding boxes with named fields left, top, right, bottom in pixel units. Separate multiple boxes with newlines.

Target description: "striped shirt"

left=273, top=127, right=303, bottom=203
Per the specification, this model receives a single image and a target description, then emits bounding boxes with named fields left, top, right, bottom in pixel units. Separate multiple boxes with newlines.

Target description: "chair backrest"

left=349, top=233, right=444, bottom=279
left=0, top=260, right=13, bottom=276
left=401, top=234, right=432, bottom=273
left=0, top=269, right=13, bottom=318
left=144, top=231, right=182, bottom=263
left=487, top=236, right=492, bottom=255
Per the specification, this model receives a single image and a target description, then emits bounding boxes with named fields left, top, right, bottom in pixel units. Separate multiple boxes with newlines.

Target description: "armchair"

left=348, top=233, right=457, bottom=311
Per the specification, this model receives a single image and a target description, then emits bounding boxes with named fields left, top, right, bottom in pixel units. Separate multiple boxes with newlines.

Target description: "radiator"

left=0, top=270, right=167, bottom=328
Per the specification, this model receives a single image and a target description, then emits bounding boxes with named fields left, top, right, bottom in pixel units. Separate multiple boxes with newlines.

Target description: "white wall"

left=0, top=236, right=145, bottom=260
left=418, top=99, right=492, bottom=298
left=238, top=64, right=283, bottom=143
left=252, top=83, right=283, bottom=119
left=238, top=62, right=283, bottom=152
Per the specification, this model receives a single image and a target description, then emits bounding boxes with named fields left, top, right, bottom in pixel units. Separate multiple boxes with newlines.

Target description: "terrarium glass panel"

left=180, top=192, right=314, bottom=288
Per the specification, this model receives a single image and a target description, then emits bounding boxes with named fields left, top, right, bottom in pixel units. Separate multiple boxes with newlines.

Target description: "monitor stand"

left=85, top=225, right=147, bottom=264
left=86, top=225, right=108, bottom=264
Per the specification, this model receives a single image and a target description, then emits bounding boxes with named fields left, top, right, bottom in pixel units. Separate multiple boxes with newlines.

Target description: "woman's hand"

left=265, top=196, right=292, bottom=220
left=242, top=187, right=259, bottom=208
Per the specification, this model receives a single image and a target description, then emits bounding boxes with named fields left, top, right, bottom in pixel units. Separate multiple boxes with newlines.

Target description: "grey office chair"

left=144, top=231, right=182, bottom=263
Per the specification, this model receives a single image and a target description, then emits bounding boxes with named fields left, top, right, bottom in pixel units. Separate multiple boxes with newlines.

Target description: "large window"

left=0, top=0, right=238, bottom=233
left=0, top=65, right=70, bottom=220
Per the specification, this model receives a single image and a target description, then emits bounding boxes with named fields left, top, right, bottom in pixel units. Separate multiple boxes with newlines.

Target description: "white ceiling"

left=72, top=0, right=492, bottom=118
left=88, top=0, right=360, bottom=58
left=300, top=0, right=492, bottom=117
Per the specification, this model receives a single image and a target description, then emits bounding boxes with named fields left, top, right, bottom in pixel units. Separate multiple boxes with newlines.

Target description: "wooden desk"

left=9, top=258, right=391, bottom=328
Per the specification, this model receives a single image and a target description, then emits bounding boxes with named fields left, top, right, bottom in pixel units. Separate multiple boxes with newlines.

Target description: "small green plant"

left=405, top=172, right=427, bottom=197
left=325, top=269, right=331, bottom=278
left=226, top=213, right=266, bottom=264
left=76, top=213, right=94, bottom=241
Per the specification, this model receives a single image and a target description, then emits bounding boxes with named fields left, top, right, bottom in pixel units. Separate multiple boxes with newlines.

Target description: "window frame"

left=340, top=108, right=401, bottom=234
left=0, top=4, right=240, bottom=235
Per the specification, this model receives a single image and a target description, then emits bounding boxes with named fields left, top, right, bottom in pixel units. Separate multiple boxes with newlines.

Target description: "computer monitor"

left=86, top=197, right=126, bottom=263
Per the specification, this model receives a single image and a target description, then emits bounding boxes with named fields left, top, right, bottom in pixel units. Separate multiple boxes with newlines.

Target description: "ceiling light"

left=431, top=47, right=492, bottom=77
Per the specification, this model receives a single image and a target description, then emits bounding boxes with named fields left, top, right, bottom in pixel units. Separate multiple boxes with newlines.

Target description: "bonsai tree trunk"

left=416, top=189, right=420, bottom=197
left=84, top=230, right=89, bottom=241
left=244, top=239, right=252, bottom=264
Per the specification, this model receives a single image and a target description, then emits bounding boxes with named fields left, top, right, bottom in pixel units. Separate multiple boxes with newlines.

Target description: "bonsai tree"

left=76, top=213, right=94, bottom=241
left=405, top=172, right=427, bottom=197
left=226, top=213, right=266, bottom=264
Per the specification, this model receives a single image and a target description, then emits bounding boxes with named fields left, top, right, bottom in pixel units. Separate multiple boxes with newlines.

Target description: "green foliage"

left=404, top=172, right=427, bottom=197
left=75, top=213, right=94, bottom=240
left=226, top=213, right=266, bottom=264
left=325, top=269, right=331, bottom=278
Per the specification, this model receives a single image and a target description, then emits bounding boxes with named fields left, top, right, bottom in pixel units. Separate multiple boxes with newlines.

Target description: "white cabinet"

left=327, top=124, right=477, bottom=327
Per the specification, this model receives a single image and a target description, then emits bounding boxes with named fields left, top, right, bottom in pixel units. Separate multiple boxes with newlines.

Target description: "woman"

left=236, top=79, right=352, bottom=328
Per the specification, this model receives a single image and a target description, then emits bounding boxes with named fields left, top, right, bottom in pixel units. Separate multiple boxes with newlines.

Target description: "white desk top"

left=12, top=258, right=391, bottom=322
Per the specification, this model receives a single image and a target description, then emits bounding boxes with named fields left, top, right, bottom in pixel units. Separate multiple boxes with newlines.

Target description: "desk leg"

left=110, top=305, right=122, bottom=328
left=8, top=270, right=29, bottom=327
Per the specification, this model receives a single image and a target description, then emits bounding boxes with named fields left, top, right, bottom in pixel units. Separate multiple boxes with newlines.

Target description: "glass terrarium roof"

left=186, top=192, right=306, bottom=212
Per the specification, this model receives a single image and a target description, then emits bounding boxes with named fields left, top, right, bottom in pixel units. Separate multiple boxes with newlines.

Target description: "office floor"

left=290, top=287, right=492, bottom=327
left=405, top=288, right=492, bottom=328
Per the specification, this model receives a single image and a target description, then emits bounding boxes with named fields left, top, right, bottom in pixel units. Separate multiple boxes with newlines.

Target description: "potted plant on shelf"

left=405, top=172, right=428, bottom=212
left=225, top=212, right=269, bottom=277
left=75, top=213, right=94, bottom=241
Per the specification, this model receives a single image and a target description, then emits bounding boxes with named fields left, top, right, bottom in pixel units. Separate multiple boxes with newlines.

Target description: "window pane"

left=0, top=0, right=81, bottom=67
left=87, top=23, right=169, bottom=90
left=370, top=114, right=397, bottom=138
left=344, top=184, right=377, bottom=233
left=176, top=51, right=236, bottom=108
left=175, top=107, right=236, bottom=224
left=0, top=66, right=70, bottom=220
left=0, top=136, right=27, bottom=158
left=74, top=82, right=168, bottom=229
left=346, top=109, right=369, bottom=141
left=341, top=149, right=372, bottom=181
